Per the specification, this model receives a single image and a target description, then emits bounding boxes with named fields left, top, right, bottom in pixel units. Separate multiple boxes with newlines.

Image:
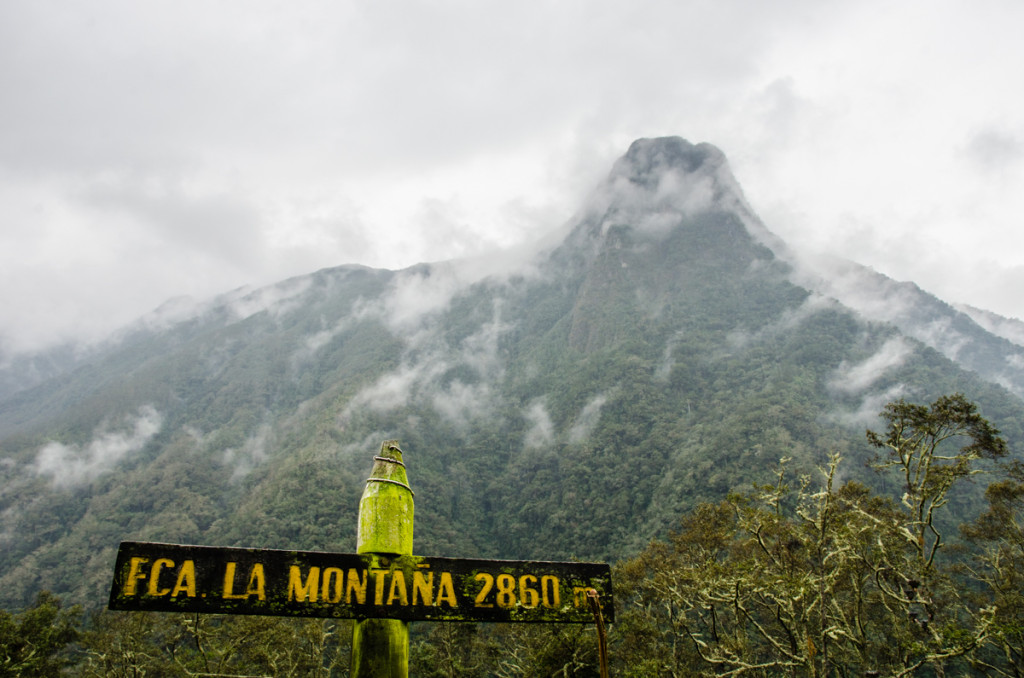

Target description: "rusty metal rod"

left=587, top=589, right=609, bottom=678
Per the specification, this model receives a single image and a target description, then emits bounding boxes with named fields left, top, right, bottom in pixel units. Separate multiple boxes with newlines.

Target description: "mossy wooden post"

left=350, top=440, right=414, bottom=678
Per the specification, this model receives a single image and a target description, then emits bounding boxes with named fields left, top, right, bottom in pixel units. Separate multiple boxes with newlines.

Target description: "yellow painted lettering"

left=147, top=558, right=174, bottom=596
left=171, top=560, right=196, bottom=598
left=322, top=567, right=344, bottom=604
left=223, top=562, right=247, bottom=599
left=496, top=574, right=516, bottom=608
left=288, top=565, right=320, bottom=602
left=436, top=571, right=457, bottom=608
left=541, top=575, right=560, bottom=608
left=519, top=574, right=539, bottom=609
left=473, top=573, right=494, bottom=608
left=245, top=563, right=265, bottom=601
left=124, top=557, right=149, bottom=596
left=412, top=570, right=433, bottom=606
left=373, top=569, right=387, bottom=605
left=346, top=569, right=368, bottom=605
left=386, top=570, right=408, bottom=606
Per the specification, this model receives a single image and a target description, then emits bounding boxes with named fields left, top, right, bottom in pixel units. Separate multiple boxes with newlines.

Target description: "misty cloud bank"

left=587, top=141, right=728, bottom=231
left=522, top=399, right=555, bottom=449
left=139, top=275, right=316, bottom=334
left=795, top=257, right=958, bottom=351
left=286, top=245, right=551, bottom=373
left=339, top=305, right=511, bottom=429
left=357, top=248, right=548, bottom=333
left=579, top=139, right=788, bottom=263
left=568, top=394, right=609, bottom=444
left=725, top=293, right=837, bottom=352
left=828, top=385, right=907, bottom=429
left=222, top=424, right=273, bottom=481
left=32, top=406, right=163, bottom=488
left=823, top=338, right=915, bottom=427
left=956, top=304, right=1024, bottom=348
left=791, top=253, right=1024, bottom=398
left=829, top=337, right=913, bottom=395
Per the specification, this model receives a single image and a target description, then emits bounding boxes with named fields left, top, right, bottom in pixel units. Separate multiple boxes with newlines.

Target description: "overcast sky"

left=2, top=0, right=1022, bottom=354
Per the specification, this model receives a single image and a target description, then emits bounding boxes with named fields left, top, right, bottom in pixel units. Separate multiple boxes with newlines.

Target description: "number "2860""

left=473, top=573, right=560, bottom=609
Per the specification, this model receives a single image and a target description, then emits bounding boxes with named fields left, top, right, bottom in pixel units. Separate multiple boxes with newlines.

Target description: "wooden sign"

left=109, top=541, right=614, bottom=624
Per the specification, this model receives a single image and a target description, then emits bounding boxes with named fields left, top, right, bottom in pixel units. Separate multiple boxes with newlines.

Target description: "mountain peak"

left=592, top=135, right=740, bottom=219
left=613, top=136, right=727, bottom=187
left=568, top=136, right=783, bottom=261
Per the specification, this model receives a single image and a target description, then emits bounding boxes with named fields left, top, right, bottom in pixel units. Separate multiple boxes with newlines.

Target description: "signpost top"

left=109, top=540, right=614, bottom=624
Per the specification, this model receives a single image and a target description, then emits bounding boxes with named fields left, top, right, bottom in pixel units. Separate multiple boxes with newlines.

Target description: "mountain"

left=794, top=256, right=1024, bottom=399
left=1, top=137, right=1022, bottom=610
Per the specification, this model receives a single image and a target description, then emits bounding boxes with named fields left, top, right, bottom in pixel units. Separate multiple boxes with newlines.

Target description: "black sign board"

left=109, top=541, right=613, bottom=623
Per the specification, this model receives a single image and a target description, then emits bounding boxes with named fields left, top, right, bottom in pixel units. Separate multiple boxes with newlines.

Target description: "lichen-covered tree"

left=961, top=459, right=1024, bottom=676
left=615, top=394, right=1009, bottom=677
left=0, top=591, right=80, bottom=677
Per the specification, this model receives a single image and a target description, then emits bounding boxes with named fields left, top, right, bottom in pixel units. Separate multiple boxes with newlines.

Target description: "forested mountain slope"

left=1, top=137, right=1022, bottom=610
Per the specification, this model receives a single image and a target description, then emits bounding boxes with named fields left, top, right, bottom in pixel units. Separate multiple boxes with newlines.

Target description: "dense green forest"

left=3, top=394, right=1022, bottom=676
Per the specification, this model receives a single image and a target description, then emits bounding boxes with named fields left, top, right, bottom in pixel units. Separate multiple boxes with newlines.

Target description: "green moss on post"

left=350, top=440, right=414, bottom=678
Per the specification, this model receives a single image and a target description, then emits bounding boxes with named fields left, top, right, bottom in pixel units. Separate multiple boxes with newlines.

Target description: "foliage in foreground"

left=2, top=394, right=1022, bottom=677
left=613, top=393, right=1022, bottom=677
left=0, top=591, right=78, bottom=677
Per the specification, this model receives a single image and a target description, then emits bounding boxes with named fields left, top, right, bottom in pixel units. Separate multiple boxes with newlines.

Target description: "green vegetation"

left=0, top=591, right=79, bottom=677
left=615, top=393, right=1017, bottom=676
left=3, top=395, right=1021, bottom=676
left=76, top=611, right=350, bottom=677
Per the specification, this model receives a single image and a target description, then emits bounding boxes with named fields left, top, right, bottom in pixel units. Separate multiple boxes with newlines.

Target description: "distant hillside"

left=1, top=137, right=1021, bottom=609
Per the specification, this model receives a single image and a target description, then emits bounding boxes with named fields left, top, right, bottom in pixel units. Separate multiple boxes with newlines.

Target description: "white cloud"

left=794, top=256, right=975, bottom=362
left=955, top=304, right=1024, bottom=349
left=350, top=253, right=542, bottom=337
left=430, top=311, right=512, bottom=426
left=829, top=338, right=913, bottom=395
left=2, top=0, right=1024, bottom=355
left=340, top=306, right=512, bottom=426
left=32, top=406, right=163, bottom=488
left=373, top=266, right=470, bottom=332
left=522, top=399, right=555, bottom=449
left=726, top=292, right=835, bottom=351
left=342, top=360, right=444, bottom=416
left=458, top=306, right=512, bottom=375
left=655, top=332, right=682, bottom=381
left=221, top=277, right=314, bottom=322
left=431, top=381, right=494, bottom=428
left=222, top=424, right=273, bottom=481
left=568, top=394, right=609, bottom=444
left=829, top=386, right=908, bottom=429
left=961, top=128, right=1024, bottom=175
